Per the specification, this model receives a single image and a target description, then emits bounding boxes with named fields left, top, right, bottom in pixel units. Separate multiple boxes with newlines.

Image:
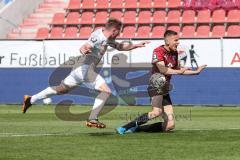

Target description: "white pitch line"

left=0, top=132, right=80, bottom=137
left=178, top=128, right=240, bottom=131
left=1, top=128, right=240, bottom=137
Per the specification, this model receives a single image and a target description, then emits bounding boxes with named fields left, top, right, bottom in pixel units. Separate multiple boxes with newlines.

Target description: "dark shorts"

left=162, top=94, right=172, bottom=106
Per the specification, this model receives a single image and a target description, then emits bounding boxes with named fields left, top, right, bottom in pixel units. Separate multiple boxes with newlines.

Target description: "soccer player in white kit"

left=22, top=18, right=149, bottom=128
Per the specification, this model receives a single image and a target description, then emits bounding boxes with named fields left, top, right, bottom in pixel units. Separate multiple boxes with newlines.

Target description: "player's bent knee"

left=53, top=84, right=71, bottom=95
left=165, top=123, right=175, bottom=131
left=105, top=90, right=111, bottom=96
left=98, top=83, right=111, bottom=95
left=164, top=120, right=175, bottom=131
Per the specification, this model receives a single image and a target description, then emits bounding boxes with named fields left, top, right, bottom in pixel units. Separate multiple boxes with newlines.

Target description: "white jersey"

left=83, top=28, right=115, bottom=66
left=63, top=28, right=115, bottom=89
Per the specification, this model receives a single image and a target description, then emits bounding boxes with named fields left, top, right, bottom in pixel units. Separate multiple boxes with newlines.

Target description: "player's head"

left=105, top=18, right=122, bottom=39
left=191, top=44, right=194, bottom=49
left=164, top=30, right=179, bottom=52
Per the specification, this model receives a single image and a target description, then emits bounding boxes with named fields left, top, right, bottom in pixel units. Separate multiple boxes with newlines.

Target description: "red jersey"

left=152, top=45, right=179, bottom=82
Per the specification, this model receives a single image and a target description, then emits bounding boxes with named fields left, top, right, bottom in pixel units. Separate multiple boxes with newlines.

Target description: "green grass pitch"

left=1, top=105, right=240, bottom=160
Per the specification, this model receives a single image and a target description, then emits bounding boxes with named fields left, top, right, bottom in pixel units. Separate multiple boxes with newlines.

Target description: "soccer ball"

left=43, top=98, right=52, bottom=105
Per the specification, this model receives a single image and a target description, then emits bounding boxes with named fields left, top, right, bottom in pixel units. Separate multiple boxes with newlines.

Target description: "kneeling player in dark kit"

left=116, top=30, right=207, bottom=134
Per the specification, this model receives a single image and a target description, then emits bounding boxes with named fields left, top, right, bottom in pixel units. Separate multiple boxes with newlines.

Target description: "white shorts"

left=63, top=64, right=106, bottom=90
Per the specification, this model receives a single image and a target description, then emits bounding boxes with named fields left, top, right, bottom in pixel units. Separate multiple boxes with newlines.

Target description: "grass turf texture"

left=0, top=105, right=240, bottom=160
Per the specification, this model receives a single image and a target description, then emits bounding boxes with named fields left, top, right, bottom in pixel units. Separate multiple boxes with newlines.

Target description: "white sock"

left=89, top=92, right=110, bottom=120
left=30, top=87, right=57, bottom=104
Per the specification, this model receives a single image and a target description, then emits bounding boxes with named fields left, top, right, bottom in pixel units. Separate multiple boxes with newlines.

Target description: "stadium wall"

left=0, top=39, right=239, bottom=105
left=0, top=0, right=44, bottom=38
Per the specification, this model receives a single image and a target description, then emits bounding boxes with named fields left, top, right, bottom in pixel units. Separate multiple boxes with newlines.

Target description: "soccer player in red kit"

left=116, top=30, right=207, bottom=134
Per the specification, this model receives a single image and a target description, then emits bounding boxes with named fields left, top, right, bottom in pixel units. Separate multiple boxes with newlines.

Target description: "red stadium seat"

left=168, top=0, right=182, bottom=8
left=68, top=0, right=81, bottom=10
left=52, top=13, right=65, bottom=25
left=110, top=0, right=123, bottom=8
left=227, top=25, right=240, bottom=37
left=227, top=9, right=240, bottom=23
left=237, top=0, right=240, bottom=8
left=152, top=10, right=166, bottom=23
left=151, top=25, right=165, bottom=38
left=197, top=9, right=211, bottom=23
left=167, top=25, right=180, bottom=33
left=166, top=10, right=181, bottom=23
left=196, top=25, right=210, bottom=37
left=79, top=26, right=93, bottom=38
left=212, top=9, right=226, bottom=23
left=64, top=27, right=78, bottom=38
left=182, top=10, right=196, bottom=24
left=96, top=0, right=109, bottom=9
left=49, top=27, right=64, bottom=39
left=79, top=11, right=94, bottom=24
left=66, top=12, right=80, bottom=24
left=138, top=10, right=152, bottom=24
left=81, top=0, right=95, bottom=9
left=36, top=28, right=49, bottom=39
left=124, top=0, right=138, bottom=9
left=153, top=0, right=167, bottom=8
left=121, top=26, right=136, bottom=38
left=136, top=26, right=151, bottom=38
left=123, top=11, right=137, bottom=24
left=94, top=11, right=109, bottom=24
left=181, top=25, right=195, bottom=38
left=109, top=10, right=123, bottom=20
left=211, top=25, right=225, bottom=37
left=139, top=0, right=152, bottom=8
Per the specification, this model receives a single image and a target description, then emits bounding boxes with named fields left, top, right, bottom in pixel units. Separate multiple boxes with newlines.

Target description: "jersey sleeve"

left=152, top=49, right=164, bottom=64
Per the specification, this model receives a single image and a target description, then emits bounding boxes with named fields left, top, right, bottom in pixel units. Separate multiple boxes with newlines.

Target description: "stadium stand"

left=196, top=25, right=210, bottom=37
left=182, top=10, right=196, bottom=24
left=166, top=10, right=181, bottom=23
left=66, top=12, right=80, bottom=24
left=138, top=10, right=152, bottom=24
left=121, top=25, right=136, bottom=38
left=136, top=25, right=151, bottom=38
left=152, top=10, right=166, bottom=23
left=227, top=9, right=240, bottom=22
left=49, top=26, right=64, bottom=38
left=78, top=26, right=93, bottom=38
left=227, top=25, right=240, bottom=37
left=6, top=0, right=240, bottom=39
left=181, top=25, right=195, bottom=38
left=64, top=26, right=78, bottom=38
left=196, top=9, right=211, bottom=23
left=154, top=0, right=167, bottom=8
left=139, top=0, right=152, bottom=8
left=151, top=25, right=165, bottom=38
left=212, top=25, right=226, bottom=37
left=212, top=9, right=226, bottom=23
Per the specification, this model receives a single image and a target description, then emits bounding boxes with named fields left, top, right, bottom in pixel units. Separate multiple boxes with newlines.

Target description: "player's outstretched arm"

left=156, top=61, right=188, bottom=75
left=181, top=65, right=207, bottom=75
left=113, top=41, right=150, bottom=51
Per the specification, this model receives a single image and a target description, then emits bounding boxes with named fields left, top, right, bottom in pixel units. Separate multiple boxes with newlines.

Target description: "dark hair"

left=164, top=30, right=178, bottom=38
left=105, top=18, right=122, bottom=30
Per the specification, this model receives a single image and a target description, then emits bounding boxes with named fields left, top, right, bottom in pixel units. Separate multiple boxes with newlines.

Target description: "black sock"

left=136, top=122, right=164, bottom=133
left=122, top=113, right=149, bottom=130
